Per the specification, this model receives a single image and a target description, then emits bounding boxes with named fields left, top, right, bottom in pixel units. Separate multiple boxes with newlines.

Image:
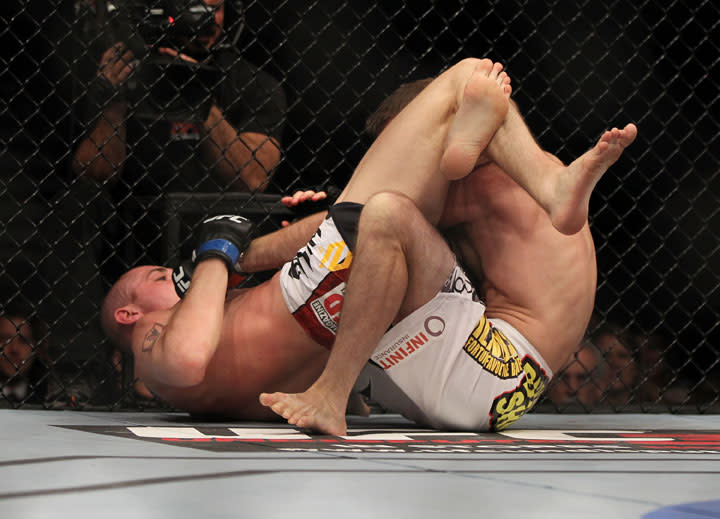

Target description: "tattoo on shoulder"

left=142, top=323, right=166, bottom=352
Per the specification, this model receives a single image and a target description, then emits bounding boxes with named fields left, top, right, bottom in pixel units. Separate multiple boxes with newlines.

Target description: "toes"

left=621, top=123, right=638, bottom=145
left=259, top=392, right=278, bottom=406
left=267, top=392, right=288, bottom=406
left=475, top=58, right=493, bottom=75
left=270, top=401, right=291, bottom=418
left=489, top=61, right=503, bottom=80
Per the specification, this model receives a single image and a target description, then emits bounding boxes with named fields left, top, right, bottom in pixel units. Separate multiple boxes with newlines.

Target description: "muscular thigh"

left=361, top=192, right=457, bottom=322
left=337, top=60, right=482, bottom=224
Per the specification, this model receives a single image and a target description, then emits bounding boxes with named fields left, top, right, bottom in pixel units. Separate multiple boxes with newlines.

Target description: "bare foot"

left=440, top=60, right=511, bottom=181
left=551, top=123, right=638, bottom=235
left=259, top=386, right=349, bottom=436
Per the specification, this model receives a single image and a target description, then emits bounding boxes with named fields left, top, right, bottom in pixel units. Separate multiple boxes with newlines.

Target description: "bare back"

left=131, top=274, right=329, bottom=418
left=442, top=164, right=597, bottom=372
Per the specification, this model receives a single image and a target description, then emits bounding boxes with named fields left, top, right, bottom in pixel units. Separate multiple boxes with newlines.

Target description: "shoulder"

left=130, top=310, right=173, bottom=356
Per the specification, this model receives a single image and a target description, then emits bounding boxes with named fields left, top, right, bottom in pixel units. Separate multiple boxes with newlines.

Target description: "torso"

left=134, top=274, right=329, bottom=419
left=442, top=164, right=597, bottom=372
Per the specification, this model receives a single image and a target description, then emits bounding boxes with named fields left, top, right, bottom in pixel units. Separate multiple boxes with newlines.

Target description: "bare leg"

left=440, top=61, right=511, bottom=181
left=260, top=193, right=455, bottom=435
left=333, top=57, right=511, bottom=225
left=485, top=102, right=637, bottom=234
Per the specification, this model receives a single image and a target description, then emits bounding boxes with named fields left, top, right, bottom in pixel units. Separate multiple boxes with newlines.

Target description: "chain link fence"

left=1, top=0, right=718, bottom=412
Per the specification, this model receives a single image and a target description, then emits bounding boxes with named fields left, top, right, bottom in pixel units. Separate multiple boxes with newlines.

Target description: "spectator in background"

left=633, top=330, right=675, bottom=403
left=1, top=0, right=107, bottom=405
left=72, top=0, right=286, bottom=193
left=547, top=340, right=605, bottom=406
left=0, top=300, right=51, bottom=405
left=593, top=324, right=640, bottom=405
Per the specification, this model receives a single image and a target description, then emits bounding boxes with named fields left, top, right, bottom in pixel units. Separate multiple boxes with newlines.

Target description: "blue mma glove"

left=193, top=214, right=255, bottom=272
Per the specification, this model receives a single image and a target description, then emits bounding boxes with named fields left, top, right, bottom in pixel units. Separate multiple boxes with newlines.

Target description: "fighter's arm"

left=136, top=259, right=228, bottom=388
left=239, top=210, right=327, bottom=272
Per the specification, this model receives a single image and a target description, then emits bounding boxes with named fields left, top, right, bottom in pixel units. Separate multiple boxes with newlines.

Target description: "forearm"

left=157, top=259, right=228, bottom=386
left=203, top=105, right=281, bottom=192
left=240, top=211, right=327, bottom=272
left=72, top=102, right=128, bottom=181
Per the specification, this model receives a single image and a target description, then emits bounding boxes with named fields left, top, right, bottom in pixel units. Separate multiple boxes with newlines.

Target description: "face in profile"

left=129, top=266, right=181, bottom=314
left=0, top=316, right=36, bottom=378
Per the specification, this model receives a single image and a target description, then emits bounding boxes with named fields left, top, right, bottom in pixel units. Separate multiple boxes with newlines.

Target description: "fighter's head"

left=365, top=78, right=433, bottom=138
left=101, top=266, right=179, bottom=351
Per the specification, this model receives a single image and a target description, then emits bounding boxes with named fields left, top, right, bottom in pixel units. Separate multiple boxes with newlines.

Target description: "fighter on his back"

left=102, top=58, right=636, bottom=429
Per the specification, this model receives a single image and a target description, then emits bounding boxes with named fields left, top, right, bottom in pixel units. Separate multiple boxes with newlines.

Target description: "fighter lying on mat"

left=102, top=58, right=636, bottom=427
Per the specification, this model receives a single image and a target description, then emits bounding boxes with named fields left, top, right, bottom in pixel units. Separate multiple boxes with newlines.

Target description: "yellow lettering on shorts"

left=463, top=315, right=522, bottom=379
left=490, top=357, right=549, bottom=431
left=319, top=241, right=353, bottom=272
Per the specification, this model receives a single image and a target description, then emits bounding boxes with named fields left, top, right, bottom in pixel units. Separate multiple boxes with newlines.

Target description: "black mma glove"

left=193, top=214, right=255, bottom=272
left=171, top=258, right=247, bottom=299
left=172, top=259, right=194, bottom=299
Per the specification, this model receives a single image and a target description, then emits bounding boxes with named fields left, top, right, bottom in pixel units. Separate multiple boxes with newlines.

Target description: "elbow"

left=72, top=155, right=122, bottom=183
left=181, top=359, right=209, bottom=387
left=247, top=173, right=269, bottom=192
left=172, top=349, right=211, bottom=387
left=163, top=338, right=216, bottom=387
left=227, top=166, right=270, bottom=192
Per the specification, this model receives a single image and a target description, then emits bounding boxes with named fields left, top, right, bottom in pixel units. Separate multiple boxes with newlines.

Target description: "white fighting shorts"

left=279, top=205, right=357, bottom=348
left=355, top=268, right=553, bottom=432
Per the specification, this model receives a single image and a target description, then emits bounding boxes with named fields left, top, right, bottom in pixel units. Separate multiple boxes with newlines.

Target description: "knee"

left=361, top=192, right=420, bottom=237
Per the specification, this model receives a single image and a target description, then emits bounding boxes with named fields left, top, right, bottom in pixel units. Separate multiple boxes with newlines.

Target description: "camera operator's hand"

left=99, top=42, right=137, bottom=87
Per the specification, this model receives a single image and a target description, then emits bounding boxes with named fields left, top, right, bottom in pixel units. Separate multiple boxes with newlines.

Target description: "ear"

left=115, top=304, right=143, bottom=326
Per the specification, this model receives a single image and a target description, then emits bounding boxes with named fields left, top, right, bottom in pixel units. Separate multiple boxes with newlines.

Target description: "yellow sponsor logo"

left=463, top=315, right=521, bottom=379
left=319, top=241, right=353, bottom=272
left=490, top=357, right=549, bottom=431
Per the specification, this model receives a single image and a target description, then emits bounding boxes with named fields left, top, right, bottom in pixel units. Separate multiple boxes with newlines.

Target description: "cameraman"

left=72, top=0, right=286, bottom=193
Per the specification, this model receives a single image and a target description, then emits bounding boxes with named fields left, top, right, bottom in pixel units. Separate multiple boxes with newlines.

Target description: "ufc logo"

left=203, top=215, right=248, bottom=225
left=173, top=267, right=191, bottom=295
